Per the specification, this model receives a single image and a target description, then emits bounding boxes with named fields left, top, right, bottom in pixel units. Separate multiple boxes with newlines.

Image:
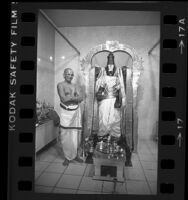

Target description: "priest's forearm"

left=71, top=96, right=83, bottom=103
left=60, top=96, right=72, bottom=103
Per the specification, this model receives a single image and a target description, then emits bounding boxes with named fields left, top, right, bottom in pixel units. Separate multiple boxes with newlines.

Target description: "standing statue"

left=95, top=52, right=132, bottom=166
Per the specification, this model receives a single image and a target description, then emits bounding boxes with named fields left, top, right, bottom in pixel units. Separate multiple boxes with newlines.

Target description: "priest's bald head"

left=63, top=68, right=74, bottom=83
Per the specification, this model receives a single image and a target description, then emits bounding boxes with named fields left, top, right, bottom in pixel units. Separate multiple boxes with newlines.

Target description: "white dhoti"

left=98, top=98, right=121, bottom=137
left=59, top=103, right=82, bottom=161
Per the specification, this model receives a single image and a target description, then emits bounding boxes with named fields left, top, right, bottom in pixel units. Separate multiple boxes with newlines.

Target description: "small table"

left=93, top=150, right=125, bottom=182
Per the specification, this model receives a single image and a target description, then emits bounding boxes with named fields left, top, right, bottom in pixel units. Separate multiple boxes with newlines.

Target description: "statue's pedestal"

left=93, top=150, right=125, bottom=182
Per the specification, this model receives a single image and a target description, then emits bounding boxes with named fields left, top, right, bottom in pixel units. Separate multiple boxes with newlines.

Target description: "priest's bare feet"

left=63, top=159, right=69, bottom=166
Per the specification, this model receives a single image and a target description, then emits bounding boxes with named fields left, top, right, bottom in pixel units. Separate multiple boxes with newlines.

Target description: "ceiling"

left=41, top=9, right=160, bottom=27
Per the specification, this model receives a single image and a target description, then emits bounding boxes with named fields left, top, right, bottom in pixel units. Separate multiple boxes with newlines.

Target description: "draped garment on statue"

left=60, top=103, right=82, bottom=161
left=95, top=67, right=126, bottom=138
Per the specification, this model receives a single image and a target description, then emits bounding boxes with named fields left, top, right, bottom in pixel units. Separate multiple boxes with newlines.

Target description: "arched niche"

left=80, top=40, right=143, bottom=152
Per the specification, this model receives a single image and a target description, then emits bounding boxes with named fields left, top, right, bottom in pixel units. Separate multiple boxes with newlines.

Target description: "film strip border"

left=8, top=2, right=187, bottom=200
left=158, top=4, right=187, bottom=199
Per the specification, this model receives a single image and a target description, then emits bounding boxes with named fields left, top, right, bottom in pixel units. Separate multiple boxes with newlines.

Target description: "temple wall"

left=36, top=13, right=55, bottom=106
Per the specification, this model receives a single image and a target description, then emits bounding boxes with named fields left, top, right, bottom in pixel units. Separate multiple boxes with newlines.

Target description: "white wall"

left=54, top=25, right=160, bottom=140
left=37, top=13, right=55, bottom=106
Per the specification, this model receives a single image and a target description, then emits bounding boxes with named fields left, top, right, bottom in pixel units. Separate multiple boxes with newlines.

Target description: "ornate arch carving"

left=80, top=41, right=143, bottom=152
left=80, top=40, right=143, bottom=68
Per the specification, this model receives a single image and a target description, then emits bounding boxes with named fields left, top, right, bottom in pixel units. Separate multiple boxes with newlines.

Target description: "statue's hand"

left=96, top=92, right=105, bottom=101
left=96, top=87, right=106, bottom=101
left=112, top=86, right=119, bottom=96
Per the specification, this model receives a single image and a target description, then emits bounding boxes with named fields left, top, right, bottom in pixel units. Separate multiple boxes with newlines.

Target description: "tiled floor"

left=35, top=138, right=158, bottom=194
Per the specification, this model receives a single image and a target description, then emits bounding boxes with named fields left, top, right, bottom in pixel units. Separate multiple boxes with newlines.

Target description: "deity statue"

left=95, top=52, right=132, bottom=166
